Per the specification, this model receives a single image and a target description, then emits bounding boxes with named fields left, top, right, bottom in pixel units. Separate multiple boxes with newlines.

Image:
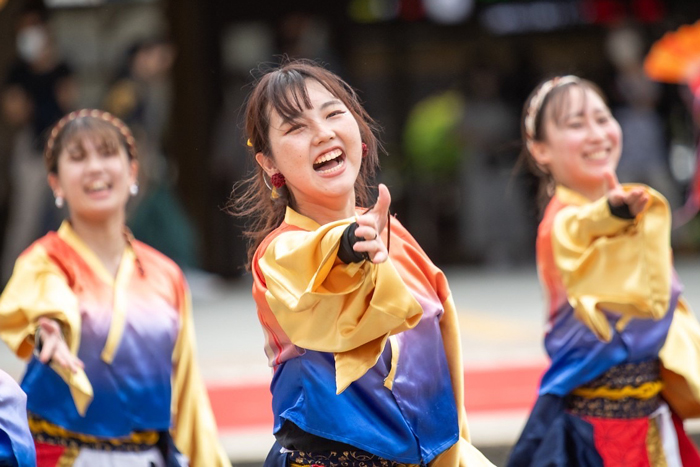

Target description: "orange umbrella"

left=645, top=20, right=700, bottom=225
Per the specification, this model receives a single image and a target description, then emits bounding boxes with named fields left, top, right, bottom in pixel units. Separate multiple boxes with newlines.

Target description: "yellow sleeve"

left=660, top=298, right=700, bottom=419
left=171, top=285, right=231, bottom=467
left=0, top=245, right=93, bottom=415
left=260, top=220, right=423, bottom=392
left=428, top=295, right=495, bottom=467
left=552, top=186, right=672, bottom=341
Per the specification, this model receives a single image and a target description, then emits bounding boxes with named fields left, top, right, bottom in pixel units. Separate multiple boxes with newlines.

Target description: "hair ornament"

left=524, top=75, right=580, bottom=141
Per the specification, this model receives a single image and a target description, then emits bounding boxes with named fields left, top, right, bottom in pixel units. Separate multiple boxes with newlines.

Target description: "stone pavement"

left=1, top=257, right=699, bottom=466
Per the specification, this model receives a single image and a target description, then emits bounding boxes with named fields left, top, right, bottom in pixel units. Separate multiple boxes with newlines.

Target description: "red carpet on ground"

left=207, top=364, right=546, bottom=430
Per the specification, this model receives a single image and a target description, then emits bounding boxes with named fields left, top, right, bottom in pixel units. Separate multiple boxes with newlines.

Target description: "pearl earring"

left=55, top=196, right=64, bottom=208
left=129, top=184, right=139, bottom=196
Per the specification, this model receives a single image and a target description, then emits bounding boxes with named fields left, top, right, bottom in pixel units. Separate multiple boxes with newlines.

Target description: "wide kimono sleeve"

left=0, top=370, right=36, bottom=467
left=258, top=217, right=423, bottom=393
left=0, top=244, right=93, bottom=415
left=170, top=277, right=231, bottom=467
left=551, top=186, right=672, bottom=341
left=431, top=293, right=495, bottom=467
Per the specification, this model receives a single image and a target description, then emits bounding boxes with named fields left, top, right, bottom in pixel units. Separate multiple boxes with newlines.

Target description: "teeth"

left=314, top=148, right=343, bottom=165
left=87, top=181, right=108, bottom=191
left=316, top=158, right=345, bottom=174
left=587, top=151, right=607, bottom=160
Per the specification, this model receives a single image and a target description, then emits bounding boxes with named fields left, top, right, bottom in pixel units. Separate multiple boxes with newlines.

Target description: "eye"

left=566, top=120, right=584, bottom=129
left=327, top=109, right=346, bottom=118
left=284, top=122, right=305, bottom=135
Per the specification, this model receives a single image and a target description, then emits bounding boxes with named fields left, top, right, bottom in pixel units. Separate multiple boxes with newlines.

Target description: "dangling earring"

left=264, top=172, right=286, bottom=200
left=129, top=184, right=139, bottom=196
left=271, top=173, right=286, bottom=188
left=55, top=196, right=64, bottom=208
left=361, top=142, right=368, bottom=158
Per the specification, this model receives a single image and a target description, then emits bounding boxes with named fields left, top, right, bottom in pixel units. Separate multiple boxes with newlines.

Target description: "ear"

left=128, top=159, right=139, bottom=185
left=255, top=152, right=277, bottom=177
left=528, top=139, right=552, bottom=170
left=47, top=172, right=62, bottom=198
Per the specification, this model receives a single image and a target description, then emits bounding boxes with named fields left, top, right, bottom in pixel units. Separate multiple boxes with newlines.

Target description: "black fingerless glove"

left=608, top=199, right=635, bottom=219
left=338, top=222, right=370, bottom=263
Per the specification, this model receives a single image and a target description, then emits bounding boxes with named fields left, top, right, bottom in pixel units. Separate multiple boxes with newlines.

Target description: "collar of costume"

left=554, top=185, right=592, bottom=206
left=525, top=75, right=580, bottom=141
left=57, top=220, right=137, bottom=365
left=284, top=206, right=359, bottom=231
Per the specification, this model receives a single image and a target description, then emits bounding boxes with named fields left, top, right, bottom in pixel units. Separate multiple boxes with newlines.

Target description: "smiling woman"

left=0, top=109, right=231, bottom=467
left=230, top=59, right=494, bottom=467
left=507, top=77, right=700, bottom=466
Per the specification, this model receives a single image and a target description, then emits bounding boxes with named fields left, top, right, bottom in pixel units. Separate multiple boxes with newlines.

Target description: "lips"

left=313, top=148, right=345, bottom=174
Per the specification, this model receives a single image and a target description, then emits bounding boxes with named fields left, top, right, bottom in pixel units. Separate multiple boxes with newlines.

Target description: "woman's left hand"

left=354, top=184, right=391, bottom=264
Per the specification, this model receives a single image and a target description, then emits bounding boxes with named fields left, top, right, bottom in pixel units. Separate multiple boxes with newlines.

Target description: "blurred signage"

left=45, top=0, right=153, bottom=7
left=480, top=0, right=665, bottom=34
left=349, top=0, right=664, bottom=27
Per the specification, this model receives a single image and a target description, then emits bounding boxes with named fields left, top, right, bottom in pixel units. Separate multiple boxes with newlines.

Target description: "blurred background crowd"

left=0, top=0, right=699, bottom=286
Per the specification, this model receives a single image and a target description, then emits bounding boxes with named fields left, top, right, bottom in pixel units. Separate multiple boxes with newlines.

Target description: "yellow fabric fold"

left=659, top=298, right=700, bottom=419
left=171, top=286, right=232, bottom=467
left=100, top=249, right=134, bottom=364
left=0, top=243, right=94, bottom=415
left=552, top=185, right=672, bottom=341
left=383, top=335, right=400, bottom=391
left=260, top=207, right=423, bottom=393
left=434, top=293, right=496, bottom=466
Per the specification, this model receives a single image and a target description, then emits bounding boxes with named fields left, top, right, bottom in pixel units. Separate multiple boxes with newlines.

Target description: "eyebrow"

left=278, top=99, right=343, bottom=126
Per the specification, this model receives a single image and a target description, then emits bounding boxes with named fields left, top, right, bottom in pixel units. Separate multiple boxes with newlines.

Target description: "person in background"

left=0, top=4, right=77, bottom=284
left=0, top=109, right=231, bottom=467
left=232, top=59, right=494, bottom=467
left=507, top=76, right=700, bottom=466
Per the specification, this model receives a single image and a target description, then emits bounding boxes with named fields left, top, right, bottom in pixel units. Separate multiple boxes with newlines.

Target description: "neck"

left=564, top=183, right=606, bottom=202
left=293, top=194, right=357, bottom=225
left=68, top=213, right=127, bottom=276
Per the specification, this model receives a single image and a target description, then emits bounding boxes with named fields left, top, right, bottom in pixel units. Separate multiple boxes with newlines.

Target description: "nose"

left=587, top=120, right=606, bottom=141
left=84, top=151, right=105, bottom=172
left=312, top=121, right=335, bottom=145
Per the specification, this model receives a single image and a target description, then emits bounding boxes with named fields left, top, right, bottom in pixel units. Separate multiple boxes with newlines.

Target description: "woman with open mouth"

left=0, top=109, right=231, bottom=467
left=231, top=59, right=494, bottom=467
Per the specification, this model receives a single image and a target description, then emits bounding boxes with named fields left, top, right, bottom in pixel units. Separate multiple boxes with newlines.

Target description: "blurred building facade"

left=1, top=0, right=699, bottom=280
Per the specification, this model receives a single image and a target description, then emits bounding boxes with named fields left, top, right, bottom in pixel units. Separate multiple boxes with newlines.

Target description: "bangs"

left=265, top=71, right=328, bottom=122
left=59, top=118, right=122, bottom=154
left=545, top=84, right=587, bottom=128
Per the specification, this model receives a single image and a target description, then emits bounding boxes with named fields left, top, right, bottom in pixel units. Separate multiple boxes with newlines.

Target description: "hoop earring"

left=55, top=196, right=64, bottom=208
left=129, top=184, right=139, bottom=196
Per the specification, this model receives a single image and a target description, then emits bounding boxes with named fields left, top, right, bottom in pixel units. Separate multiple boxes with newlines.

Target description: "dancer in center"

left=232, top=59, right=493, bottom=466
left=507, top=76, right=700, bottom=466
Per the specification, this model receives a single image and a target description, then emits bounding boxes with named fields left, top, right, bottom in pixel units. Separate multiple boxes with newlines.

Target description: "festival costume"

left=0, top=221, right=231, bottom=467
left=0, top=369, right=36, bottom=467
left=508, top=185, right=700, bottom=466
left=252, top=207, right=493, bottom=467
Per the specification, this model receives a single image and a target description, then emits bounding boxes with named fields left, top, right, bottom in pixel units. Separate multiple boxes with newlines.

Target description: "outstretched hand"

left=37, top=317, right=84, bottom=374
left=353, top=184, right=392, bottom=264
left=604, top=171, right=649, bottom=217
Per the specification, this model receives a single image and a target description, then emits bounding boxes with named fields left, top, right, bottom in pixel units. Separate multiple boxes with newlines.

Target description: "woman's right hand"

left=36, top=317, right=84, bottom=373
left=604, top=170, right=649, bottom=217
left=354, top=184, right=392, bottom=264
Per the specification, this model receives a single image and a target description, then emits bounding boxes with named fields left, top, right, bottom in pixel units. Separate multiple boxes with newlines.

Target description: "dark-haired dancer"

left=507, top=76, right=700, bottom=466
left=232, top=59, right=493, bottom=466
left=0, top=109, right=230, bottom=466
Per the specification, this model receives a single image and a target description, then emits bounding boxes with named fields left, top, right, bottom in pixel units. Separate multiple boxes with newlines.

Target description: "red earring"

left=362, top=142, right=368, bottom=158
left=271, top=172, right=286, bottom=188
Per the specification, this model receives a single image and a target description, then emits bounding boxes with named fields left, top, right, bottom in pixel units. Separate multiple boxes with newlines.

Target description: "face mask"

left=16, top=25, right=48, bottom=63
